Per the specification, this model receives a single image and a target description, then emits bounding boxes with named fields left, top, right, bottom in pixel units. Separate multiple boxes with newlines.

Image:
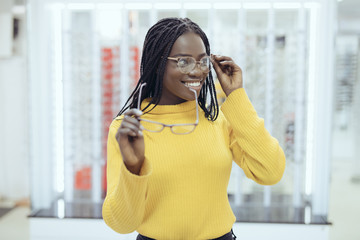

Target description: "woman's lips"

left=182, top=79, right=204, bottom=91
left=184, top=81, right=201, bottom=87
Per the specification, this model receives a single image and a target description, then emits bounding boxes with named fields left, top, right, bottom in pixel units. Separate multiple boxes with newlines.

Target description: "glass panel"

left=29, top=3, right=328, bottom=225
left=271, top=33, right=299, bottom=202
left=212, top=10, right=239, bottom=57
left=244, top=34, right=267, bottom=118
left=157, top=10, right=180, bottom=20
left=246, top=10, right=268, bottom=34
left=186, top=10, right=208, bottom=30
left=96, top=8, right=123, bottom=201
left=96, top=8, right=122, bottom=39
left=274, top=10, right=298, bottom=34
left=129, top=10, right=150, bottom=92
left=63, top=11, right=96, bottom=202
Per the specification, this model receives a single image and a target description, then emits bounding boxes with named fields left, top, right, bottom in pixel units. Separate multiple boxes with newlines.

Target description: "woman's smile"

left=182, top=79, right=204, bottom=92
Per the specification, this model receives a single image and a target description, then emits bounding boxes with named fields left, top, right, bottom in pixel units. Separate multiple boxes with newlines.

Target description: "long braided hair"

left=117, top=17, right=219, bottom=121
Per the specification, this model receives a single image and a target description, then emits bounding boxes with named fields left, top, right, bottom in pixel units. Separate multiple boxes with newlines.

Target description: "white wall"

left=0, top=57, right=29, bottom=200
left=0, top=13, right=13, bottom=58
left=0, top=0, right=29, bottom=201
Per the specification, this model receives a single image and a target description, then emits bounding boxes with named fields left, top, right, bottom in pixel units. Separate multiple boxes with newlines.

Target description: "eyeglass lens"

left=140, top=120, right=164, bottom=132
left=170, top=125, right=196, bottom=134
left=140, top=121, right=196, bottom=134
left=178, top=56, right=210, bottom=74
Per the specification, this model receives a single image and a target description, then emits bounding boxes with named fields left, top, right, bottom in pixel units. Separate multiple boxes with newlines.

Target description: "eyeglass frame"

left=136, top=82, right=199, bottom=134
left=167, top=55, right=211, bottom=74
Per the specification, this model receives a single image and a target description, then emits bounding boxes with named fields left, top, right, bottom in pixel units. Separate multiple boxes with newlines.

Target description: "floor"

left=0, top=128, right=359, bottom=240
left=327, top=125, right=360, bottom=240
left=0, top=206, right=30, bottom=240
left=328, top=159, right=360, bottom=240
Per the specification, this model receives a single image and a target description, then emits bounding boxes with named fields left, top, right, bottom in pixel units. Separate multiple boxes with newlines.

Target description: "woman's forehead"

left=169, top=32, right=206, bottom=56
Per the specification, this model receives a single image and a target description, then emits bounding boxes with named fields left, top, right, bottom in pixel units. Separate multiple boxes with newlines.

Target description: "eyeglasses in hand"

left=136, top=83, right=199, bottom=134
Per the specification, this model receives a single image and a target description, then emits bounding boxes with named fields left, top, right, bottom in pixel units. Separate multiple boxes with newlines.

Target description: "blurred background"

left=0, top=0, right=359, bottom=239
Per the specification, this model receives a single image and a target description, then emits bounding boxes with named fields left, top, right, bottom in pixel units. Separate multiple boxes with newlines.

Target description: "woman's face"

left=159, top=32, right=208, bottom=105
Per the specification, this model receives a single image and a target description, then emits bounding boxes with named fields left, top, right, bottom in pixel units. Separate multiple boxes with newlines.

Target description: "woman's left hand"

left=211, top=54, right=243, bottom=96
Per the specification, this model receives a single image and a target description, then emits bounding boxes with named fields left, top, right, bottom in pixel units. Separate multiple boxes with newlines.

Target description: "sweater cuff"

left=113, top=157, right=152, bottom=202
left=121, top=157, right=152, bottom=179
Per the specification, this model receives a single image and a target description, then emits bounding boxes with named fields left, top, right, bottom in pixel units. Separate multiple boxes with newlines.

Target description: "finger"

left=217, top=59, right=242, bottom=76
left=211, top=55, right=227, bottom=78
left=124, top=108, right=143, bottom=118
left=121, top=121, right=143, bottom=135
left=219, top=60, right=242, bottom=72
left=119, top=127, right=144, bottom=138
left=119, top=128, right=138, bottom=137
left=123, top=115, right=143, bottom=129
left=213, top=55, right=233, bottom=62
left=212, top=58, right=235, bottom=78
left=212, top=54, right=242, bottom=72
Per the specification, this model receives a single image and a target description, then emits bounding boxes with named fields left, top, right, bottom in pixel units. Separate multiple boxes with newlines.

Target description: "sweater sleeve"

left=221, top=88, right=286, bottom=185
left=102, top=118, right=152, bottom=233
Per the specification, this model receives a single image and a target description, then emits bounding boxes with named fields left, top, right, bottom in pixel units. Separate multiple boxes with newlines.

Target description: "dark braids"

left=117, top=17, right=219, bottom=121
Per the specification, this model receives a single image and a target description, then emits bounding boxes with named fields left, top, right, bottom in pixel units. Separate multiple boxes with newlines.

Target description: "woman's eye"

left=201, top=58, right=209, bottom=66
left=178, top=58, right=190, bottom=66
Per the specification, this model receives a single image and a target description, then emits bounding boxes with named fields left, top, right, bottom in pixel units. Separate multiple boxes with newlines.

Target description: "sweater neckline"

left=141, top=98, right=196, bottom=115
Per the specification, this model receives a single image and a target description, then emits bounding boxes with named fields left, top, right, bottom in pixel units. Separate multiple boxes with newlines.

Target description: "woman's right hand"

left=115, top=109, right=145, bottom=175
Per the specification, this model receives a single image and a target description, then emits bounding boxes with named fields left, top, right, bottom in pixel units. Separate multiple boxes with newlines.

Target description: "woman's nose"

left=188, top=63, right=204, bottom=77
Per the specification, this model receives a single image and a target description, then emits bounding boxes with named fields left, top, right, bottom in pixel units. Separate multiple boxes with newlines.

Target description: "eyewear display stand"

left=28, top=0, right=335, bottom=239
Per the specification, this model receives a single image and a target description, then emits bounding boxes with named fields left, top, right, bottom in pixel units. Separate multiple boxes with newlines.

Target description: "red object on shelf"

left=130, top=46, right=140, bottom=87
left=101, top=46, right=120, bottom=196
left=74, top=166, right=92, bottom=190
left=102, top=164, right=107, bottom=198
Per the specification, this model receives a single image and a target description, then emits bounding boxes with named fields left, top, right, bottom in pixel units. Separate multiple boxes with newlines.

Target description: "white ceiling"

left=6, top=0, right=360, bottom=22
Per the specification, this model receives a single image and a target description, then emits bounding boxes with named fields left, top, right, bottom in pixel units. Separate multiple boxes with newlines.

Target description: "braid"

left=117, top=17, right=219, bottom=121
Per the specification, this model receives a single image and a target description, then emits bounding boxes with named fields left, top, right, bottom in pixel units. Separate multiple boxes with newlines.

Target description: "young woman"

left=102, top=17, right=286, bottom=240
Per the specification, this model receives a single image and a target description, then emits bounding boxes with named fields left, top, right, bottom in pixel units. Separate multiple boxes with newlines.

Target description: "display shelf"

left=29, top=194, right=330, bottom=225
left=28, top=1, right=336, bottom=235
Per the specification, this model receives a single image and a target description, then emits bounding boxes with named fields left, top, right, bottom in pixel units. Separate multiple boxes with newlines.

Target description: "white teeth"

left=185, top=82, right=200, bottom=87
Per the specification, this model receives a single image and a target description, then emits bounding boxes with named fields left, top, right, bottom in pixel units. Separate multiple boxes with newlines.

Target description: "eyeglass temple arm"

left=137, top=83, right=147, bottom=110
left=189, top=88, right=199, bottom=124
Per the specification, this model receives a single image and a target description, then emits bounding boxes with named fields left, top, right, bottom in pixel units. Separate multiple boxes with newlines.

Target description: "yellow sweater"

left=102, top=88, right=286, bottom=240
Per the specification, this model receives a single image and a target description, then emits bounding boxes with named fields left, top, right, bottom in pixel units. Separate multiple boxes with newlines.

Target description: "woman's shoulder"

left=114, top=115, right=125, bottom=121
left=109, top=115, right=125, bottom=130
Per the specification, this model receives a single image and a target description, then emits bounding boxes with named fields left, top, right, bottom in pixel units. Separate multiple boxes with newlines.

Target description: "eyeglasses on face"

left=167, top=56, right=211, bottom=74
left=136, top=83, right=199, bottom=135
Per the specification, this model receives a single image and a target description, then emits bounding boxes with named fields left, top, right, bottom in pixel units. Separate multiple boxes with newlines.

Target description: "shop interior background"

left=0, top=0, right=359, bottom=240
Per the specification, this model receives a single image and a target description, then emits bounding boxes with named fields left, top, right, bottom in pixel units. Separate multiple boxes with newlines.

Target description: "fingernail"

left=135, top=109, right=143, bottom=115
left=140, top=125, right=144, bottom=130
left=138, top=130, right=143, bottom=136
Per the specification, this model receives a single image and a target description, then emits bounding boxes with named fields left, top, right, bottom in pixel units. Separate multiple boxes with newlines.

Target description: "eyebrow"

left=171, top=53, right=208, bottom=58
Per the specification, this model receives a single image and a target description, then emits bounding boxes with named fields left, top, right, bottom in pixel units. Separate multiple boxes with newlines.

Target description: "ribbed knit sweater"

left=102, top=88, right=286, bottom=240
